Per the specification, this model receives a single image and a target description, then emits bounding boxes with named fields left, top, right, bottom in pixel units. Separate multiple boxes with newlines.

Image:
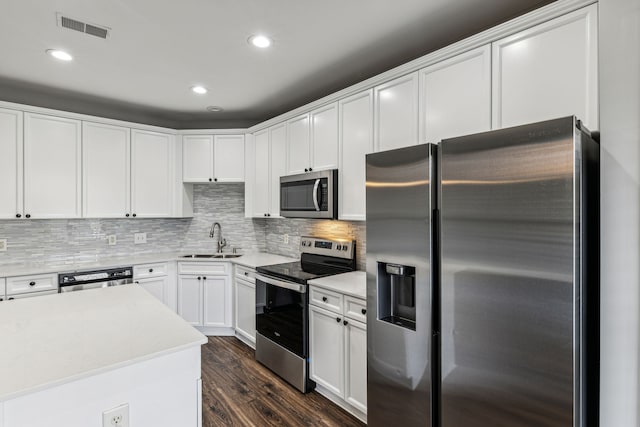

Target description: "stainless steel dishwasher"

left=58, top=266, right=133, bottom=292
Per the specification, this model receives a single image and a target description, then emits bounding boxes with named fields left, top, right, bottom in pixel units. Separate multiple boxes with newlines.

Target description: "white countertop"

left=0, top=284, right=207, bottom=401
left=0, top=252, right=298, bottom=277
left=308, top=270, right=367, bottom=299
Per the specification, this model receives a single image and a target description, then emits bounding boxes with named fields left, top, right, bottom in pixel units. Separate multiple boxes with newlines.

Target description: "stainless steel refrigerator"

left=366, top=116, right=599, bottom=427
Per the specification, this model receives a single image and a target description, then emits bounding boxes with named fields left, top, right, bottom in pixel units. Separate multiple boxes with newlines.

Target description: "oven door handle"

left=255, top=273, right=306, bottom=294
left=312, top=179, right=321, bottom=211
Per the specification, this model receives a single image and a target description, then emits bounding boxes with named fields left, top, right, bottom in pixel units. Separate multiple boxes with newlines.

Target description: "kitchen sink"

left=180, top=254, right=242, bottom=259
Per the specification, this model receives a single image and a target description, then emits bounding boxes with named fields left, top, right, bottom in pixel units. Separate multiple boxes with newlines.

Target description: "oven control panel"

left=300, top=236, right=355, bottom=259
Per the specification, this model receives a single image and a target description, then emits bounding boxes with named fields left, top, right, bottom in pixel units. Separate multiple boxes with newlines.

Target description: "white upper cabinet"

left=286, top=103, right=339, bottom=175
left=24, top=113, right=82, bottom=219
left=419, top=45, right=491, bottom=143
left=131, top=129, right=174, bottom=218
left=374, top=72, right=419, bottom=152
left=270, top=123, right=287, bottom=216
left=182, top=135, right=213, bottom=182
left=82, top=122, right=131, bottom=218
left=286, top=113, right=311, bottom=175
left=0, top=108, right=22, bottom=219
left=310, top=102, right=339, bottom=171
left=182, top=134, right=244, bottom=182
left=252, top=129, right=270, bottom=217
left=492, top=4, right=598, bottom=130
left=213, top=135, right=245, bottom=182
left=339, top=90, right=374, bottom=221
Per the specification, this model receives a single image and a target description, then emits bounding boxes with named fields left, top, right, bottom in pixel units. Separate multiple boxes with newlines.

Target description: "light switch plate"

left=0, top=239, right=6, bottom=252
left=107, top=235, right=117, bottom=246
left=134, top=232, right=147, bottom=244
left=102, top=403, right=129, bottom=427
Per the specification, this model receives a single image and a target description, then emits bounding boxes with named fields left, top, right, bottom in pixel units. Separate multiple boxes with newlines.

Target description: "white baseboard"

left=314, top=384, right=367, bottom=424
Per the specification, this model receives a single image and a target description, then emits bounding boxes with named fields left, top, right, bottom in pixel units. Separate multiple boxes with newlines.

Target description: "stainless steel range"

left=255, top=236, right=356, bottom=393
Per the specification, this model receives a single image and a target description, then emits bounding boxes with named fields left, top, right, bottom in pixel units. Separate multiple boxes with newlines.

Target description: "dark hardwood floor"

left=201, top=336, right=366, bottom=427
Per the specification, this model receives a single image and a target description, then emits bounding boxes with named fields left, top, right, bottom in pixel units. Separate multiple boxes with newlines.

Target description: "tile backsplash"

left=0, top=183, right=366, bottom=270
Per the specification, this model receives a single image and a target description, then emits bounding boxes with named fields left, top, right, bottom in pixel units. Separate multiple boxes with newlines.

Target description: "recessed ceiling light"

left=248, top=35, right=272, bottom=48
left=191, top=85, right=208, bottom=95
left=46, top=49, right=73, bottom=61
left=206, top=106, right=224, bottom=112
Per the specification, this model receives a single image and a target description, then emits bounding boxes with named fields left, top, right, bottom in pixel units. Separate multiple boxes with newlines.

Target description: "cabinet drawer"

left=178, top=262, right=228, bottom=275
left=235, top=265, right=255, bottom=284
left=134, top=262, right=168, bottom=279
left=7, top=273, right=57, bottom=295
left=310, top=286, right=343, bottom=314
left=345, top=296, right=367, bottom=323
left=7, top=289, right=58, bottom=300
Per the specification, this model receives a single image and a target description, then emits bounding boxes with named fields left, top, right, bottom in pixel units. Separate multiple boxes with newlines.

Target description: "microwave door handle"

left=313, top=179, right=321, bottom=211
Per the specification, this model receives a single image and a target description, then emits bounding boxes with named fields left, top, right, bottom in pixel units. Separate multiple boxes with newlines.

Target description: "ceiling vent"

left=57, top=13, right=110, bottom=39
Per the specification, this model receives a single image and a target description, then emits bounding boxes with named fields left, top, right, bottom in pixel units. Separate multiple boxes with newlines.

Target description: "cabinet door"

left=339, top=90, right=374, bottom=221
left=136, top=276, right=168, bottom=306
left=252, top=129, right=270, bottom=217
left=492, top=4, right=598, bottom=130
left=344, top=319, right=367, bottom=413
left=310, top=103, right=339, bottom=171
left=203, top=276, right=230, bottom=327
left=309, top=304, right=345, bottom=397
left=0, top=108, right=22, bottom=219
left=270, top=123, right=287, bottom=216
left=24, top=113, right=82, bottom=218
left=374, top=72, right=419, bottom=152
left=214, top=135, right=245, bottom=182
left=131, top=130, right=174, bottom=217
left=82, top=122, right=131, bottom=218
left=286, top=113, right=310, bottom=174
left=178, top=276, right=202, bottom=326
left=234, top=278, right=256, bottom=344
left=419, top=45, right=491, bottom=143
left=182, top=135, right=213, bottom=182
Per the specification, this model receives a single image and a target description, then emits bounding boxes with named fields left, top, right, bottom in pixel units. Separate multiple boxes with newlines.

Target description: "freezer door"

left=439, top=117, right=586, bottom=427
left=366, top=143, right=434, bottom=427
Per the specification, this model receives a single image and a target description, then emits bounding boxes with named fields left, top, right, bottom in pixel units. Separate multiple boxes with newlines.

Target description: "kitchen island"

left=0, top=284, right=207, bottom=427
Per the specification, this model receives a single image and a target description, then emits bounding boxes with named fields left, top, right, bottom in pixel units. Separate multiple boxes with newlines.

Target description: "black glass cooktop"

left=256, top=261, right=352, bottom=285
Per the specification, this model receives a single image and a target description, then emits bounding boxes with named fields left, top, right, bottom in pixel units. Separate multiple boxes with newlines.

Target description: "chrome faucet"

left=209, top=222, right=227, bottom=253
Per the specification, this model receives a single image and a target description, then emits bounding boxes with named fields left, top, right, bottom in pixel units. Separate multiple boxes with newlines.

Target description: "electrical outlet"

left=283, top=234, right=289, bottom=244
left=107, top=235, right=117, bottom=246
left=0, top=239, right=6, bottom=252
left=134, top=232, right=147, bottom=244
left=102, top=403, right=129, bottom=427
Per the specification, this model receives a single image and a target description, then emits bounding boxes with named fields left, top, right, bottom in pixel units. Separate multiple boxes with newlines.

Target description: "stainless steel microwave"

left=280, top=169, right=338, bottom=219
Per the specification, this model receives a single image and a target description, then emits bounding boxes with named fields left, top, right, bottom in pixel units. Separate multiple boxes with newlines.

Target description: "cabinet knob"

left=197, top=276, right=202, bottom=280
left=214, top=178, right=218, bottom=182
left=304, top=168, right=308, bottom=172
left=267, top=213, right=271, bottom=217
left=264, top=213, right=267, bottom=217
left=336, top=317, right=341, bottom=322
left=203, top=276, right=207, bottom=280
left=361, top=308, right=367, bottom=315
left=322, top=296, right=328, bottom=302
left=343, top=320, right=349, bottom=326
left=29, top=281, right=36, bottom=286
left=132, top=213, right=137, bottom=217
left=149, top=268, right=153, bottom=273
left=8, top=297, right=15, bottom=301
left=209, top=178, right=212, bottom=182
left=0, top=298, right=3, bottom=301
left=125, top=213, right=130, bottom=217
left=244, top=272, right=248, bottom=276
left=25, top=214, right=31, bottom=218
left=15, top=213, right=21, bottom=218
left=135, top=281, right=139, bottom=284
left=309, top=167, right=313, bottom=171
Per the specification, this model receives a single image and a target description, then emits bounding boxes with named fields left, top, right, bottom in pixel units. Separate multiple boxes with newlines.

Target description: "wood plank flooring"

left=201, top=336, right=366, bottom=427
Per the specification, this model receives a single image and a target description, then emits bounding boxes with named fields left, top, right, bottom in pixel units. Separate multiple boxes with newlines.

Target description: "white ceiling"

left=0, top=0, right=554, bottom=128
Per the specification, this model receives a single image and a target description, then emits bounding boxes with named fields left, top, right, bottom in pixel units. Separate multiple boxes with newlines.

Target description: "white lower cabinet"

left=234, top=265, right=256, bottom=346
left=309, top=285, right=367, bottom=417
left=177, top=262, right=232, bottom=333
left=134, top=261, right=177, bottom=312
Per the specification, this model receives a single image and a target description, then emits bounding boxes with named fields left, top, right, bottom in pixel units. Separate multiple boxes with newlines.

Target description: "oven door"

left=255, top=273, right=308, bottom=358
left=280, top=170, right=337, bottom=219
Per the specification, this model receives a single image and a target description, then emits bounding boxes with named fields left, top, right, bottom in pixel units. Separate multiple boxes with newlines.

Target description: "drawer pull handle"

left=336, top=317, right=341, bottom=322
left=8, top=297, right=15, bottom=301
left=361, top=309, right=367, bottom=315
left=343, top=320, right=349, bottom=326
left=322, top=297, right=328, bottom=302
left=29, top=281, right=36, bottom=286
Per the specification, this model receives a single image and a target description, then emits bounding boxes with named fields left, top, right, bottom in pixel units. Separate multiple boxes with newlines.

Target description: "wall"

left=599, top=0, right=640, bottom=425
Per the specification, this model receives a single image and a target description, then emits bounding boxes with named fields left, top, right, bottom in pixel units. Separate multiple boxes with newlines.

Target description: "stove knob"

left=336, top=244, right=342, bottom=250
left=301, top=241, right=306, bottom=247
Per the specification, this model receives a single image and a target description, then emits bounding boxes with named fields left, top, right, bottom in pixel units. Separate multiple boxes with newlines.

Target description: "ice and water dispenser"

left=377, top=262, right=417, bottom=330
